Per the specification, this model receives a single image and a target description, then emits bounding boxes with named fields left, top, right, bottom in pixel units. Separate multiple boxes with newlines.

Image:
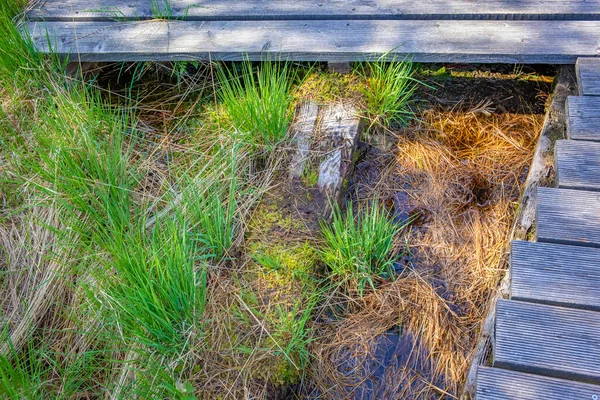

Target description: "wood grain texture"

left=577, top=58, right=600, bottom=96
left=510, top=240, right=600, bottom=310
left=476, top=367, right=600, bottom=400
left=536, top=187, right=600, bottom=247
left=288, top=102, right=319, bottom=179
left=511, top=67, right=576, bottom=239
left=28, top=0, right=600, bottom=21
left=25, top=20, right=600, bottom=63
left=494, top=299, right=600, bottom=383
left=316, top=103, right=360, bottom=200
left=555, top=139, right=600, bottom=191
left=567, top=95, right=600, bottom=141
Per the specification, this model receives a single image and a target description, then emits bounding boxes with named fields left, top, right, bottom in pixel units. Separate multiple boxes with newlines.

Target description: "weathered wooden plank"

left=576, top=58, right=600, bottom=96
left=555, top=140, right=600, bottom=191
left=494, top=299, right=600, bottom=383
left=476, top=367, right=600, bottom=400
left=511, top=67, right=576, bottom=239
left=566, top=95, right=600, bottom=141
left=28, top=0, right=600, bottom=21
left=536, top=187, right=600, bottom=247
left=25, top=20, right=600, bottom=64
left=510, top=240, right=600, bottom=310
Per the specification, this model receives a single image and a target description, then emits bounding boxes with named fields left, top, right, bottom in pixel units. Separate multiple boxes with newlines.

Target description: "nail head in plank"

left=476, top=366, right=600, bottom=400
left=576, top=58, right=600, bottom=96
left=494, top=299, right=600, bottom=383
left=536, top=187, right=600, bottom=247
left=25, top=20, right=600, bottom=64
left=27, top=0, right=600, bottom=21
left=510, top=240, right=600, bottom=310
left=555, top=139, right=600, bottom=191
left=566, top=96, right=600, bottom=141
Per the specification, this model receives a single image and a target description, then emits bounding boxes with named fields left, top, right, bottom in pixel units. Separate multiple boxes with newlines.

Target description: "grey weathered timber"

left=494, top=299, right=600, bottom=383
left=555, top=140, right=600, bottom=191
left=476, top=367, right=600, bottom=400
left=288, top=102, right=319, bottom=179
left=25, top=20, right=600, bottom=63
left=511, top=66, right=576, bottom=239
left=576, top=58, right=600, bottom=96
left=316, top=103, right=360, bottom=201
left=536, top=187, right=600, bottom=247
left=27, top=0, right=600, bottom=21
left=510, top=240, right=600, bottom=310
left=566, top=95, right=600, bottom=141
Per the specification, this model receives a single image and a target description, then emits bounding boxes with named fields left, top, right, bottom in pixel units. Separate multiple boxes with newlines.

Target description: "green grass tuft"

left=150, top=0, right=190, bottom=20
left=183, top=150, right=241, bottom=262
left=151, top=0, right=174, bottom=19
left=18, top=85, right=208, bottom=356
left=0, top=0, right=27, bottom=21
left=0, top=341, right=47, bottom=399
left=356, top=56, right=420, bottom=130
left=217, top=60, right=296, bottom=151
left=100, top=213, right=207, bottom=353
left=320, top=201, right=409, bottom=295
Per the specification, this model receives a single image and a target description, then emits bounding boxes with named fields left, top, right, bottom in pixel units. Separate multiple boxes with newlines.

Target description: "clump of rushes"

left=183, top=152, right=240, bottom=262
left=356, top=56, right=420, bottom=130
left=26, top=87, right=206, bottom=354
left=217, top=60, right=295, bottom=151
left=320, top=201, right=409, bottom=295
left=100, top=213, right=206, bottom=354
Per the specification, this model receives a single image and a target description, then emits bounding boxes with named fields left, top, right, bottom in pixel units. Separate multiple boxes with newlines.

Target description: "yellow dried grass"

left=312, top=108, right=543, bottom=398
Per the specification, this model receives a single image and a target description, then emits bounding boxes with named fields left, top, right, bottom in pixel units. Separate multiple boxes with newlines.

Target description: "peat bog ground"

left=0, top=4, right=556, bottom=399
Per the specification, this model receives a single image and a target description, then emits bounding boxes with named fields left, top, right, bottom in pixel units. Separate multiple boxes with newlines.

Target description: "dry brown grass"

left=311, top=108, right=543, bottom=399
left=0, top=206, right=69, bottom=354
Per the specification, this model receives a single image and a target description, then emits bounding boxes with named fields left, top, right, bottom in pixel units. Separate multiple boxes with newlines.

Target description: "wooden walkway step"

left=494, top=299, right=600, bottom=383
left=576, top=58, right=600, bottom=96
left=25, top=20, right=600, bottom=63
left=476, top=366, right=600, bottom=400
left=536, top=187, right=600, bottom=247
left=28, top=0, right=600, bottom=21
left=510, top=240, right=600, bottom=310
left=566, top=96, right=600, bottom=141
left=555, top=139, right=600, bottom=191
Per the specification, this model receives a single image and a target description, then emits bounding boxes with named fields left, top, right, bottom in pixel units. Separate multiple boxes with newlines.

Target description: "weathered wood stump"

left=249, top=101, right=361, bottom=240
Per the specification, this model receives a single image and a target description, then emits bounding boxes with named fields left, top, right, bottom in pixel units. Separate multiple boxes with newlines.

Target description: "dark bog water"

left=336, top=329, right=445, bottom=400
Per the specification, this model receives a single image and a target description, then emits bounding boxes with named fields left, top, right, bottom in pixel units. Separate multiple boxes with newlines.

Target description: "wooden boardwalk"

left=476, top=58, right=600, bottom=399
left=22, top=1, right=600, bottom=63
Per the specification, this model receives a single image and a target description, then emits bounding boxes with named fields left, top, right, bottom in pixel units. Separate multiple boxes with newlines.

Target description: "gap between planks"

left=27, top=0, right=600, bottom=21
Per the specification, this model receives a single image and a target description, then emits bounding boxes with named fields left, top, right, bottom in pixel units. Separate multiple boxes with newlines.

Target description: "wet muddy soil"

left=415, top=63, right=556, bottom=114
left=327, top=63, right=555, bottom=400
